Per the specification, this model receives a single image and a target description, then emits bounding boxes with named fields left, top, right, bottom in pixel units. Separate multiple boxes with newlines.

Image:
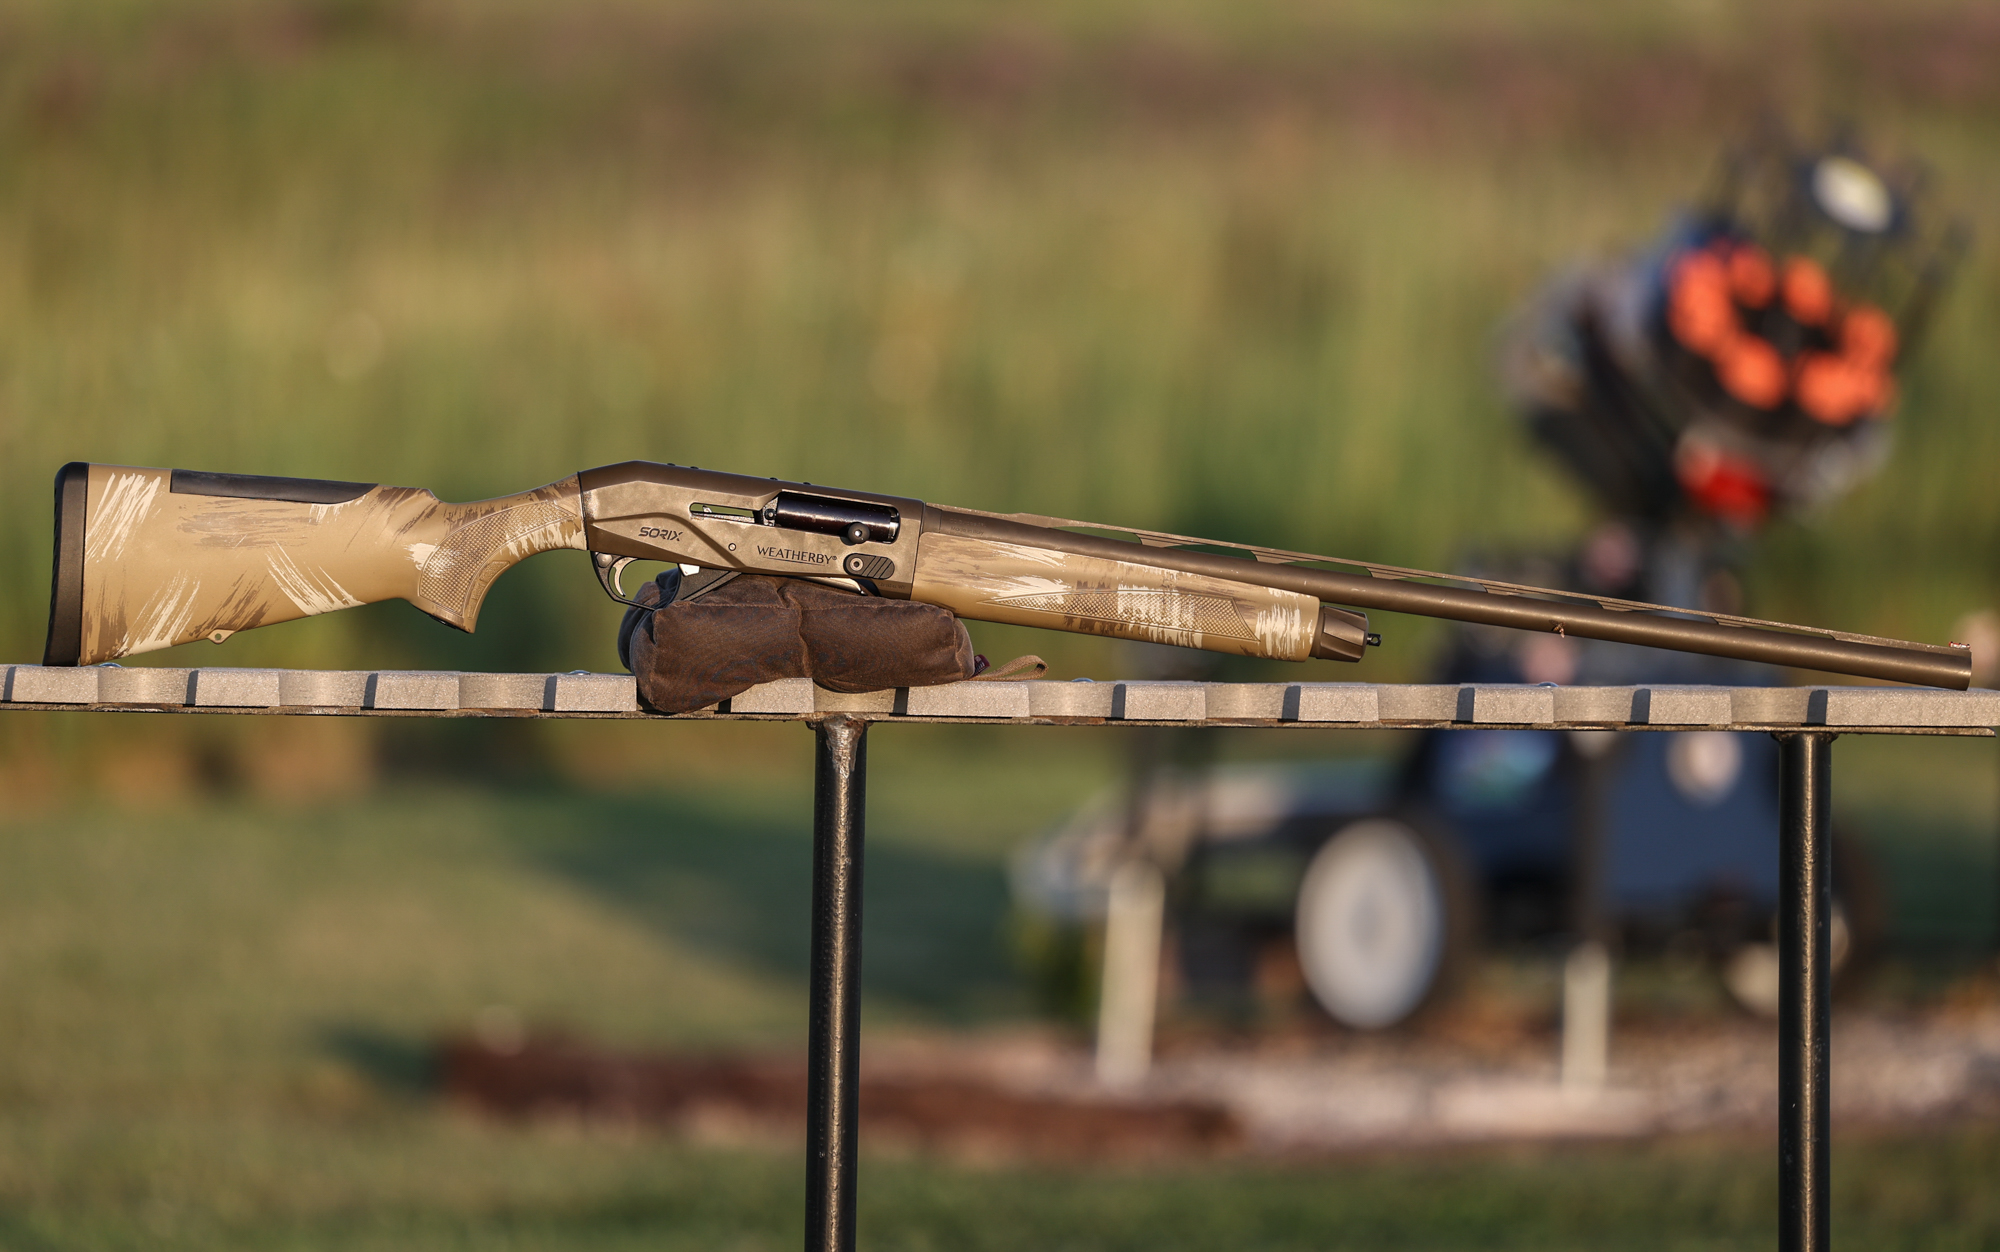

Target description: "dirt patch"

left=439, top=1002, right=2000, bottom=1158
left=1143, top=1004, right=2000, bottom=1152
left=439, top=1032, right=1242, bottom=1159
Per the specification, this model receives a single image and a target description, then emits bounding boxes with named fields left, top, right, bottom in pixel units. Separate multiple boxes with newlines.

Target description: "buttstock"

left=46, top=464, right=584, bottom=666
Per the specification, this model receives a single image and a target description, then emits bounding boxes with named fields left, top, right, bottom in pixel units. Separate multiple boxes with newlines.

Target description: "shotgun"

left=41, top=461, right=1971, bottom=688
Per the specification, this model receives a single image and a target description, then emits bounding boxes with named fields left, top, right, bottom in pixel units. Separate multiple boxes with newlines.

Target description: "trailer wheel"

left=1294, top=816, right=1470, bottom=1030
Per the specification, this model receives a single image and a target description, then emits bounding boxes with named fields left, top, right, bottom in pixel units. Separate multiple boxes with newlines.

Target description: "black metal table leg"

left=806, top=715, right=869, bottom=1252
left=1777, top=731, right=1835, bottom=1252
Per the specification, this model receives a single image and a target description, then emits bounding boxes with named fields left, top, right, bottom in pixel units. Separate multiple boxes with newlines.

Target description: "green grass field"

left=2, top=0, right=1997, bottom=678
left=0, top=726, right=1996, bottom=1249
left=4, top=1, right=2000, bottom=1245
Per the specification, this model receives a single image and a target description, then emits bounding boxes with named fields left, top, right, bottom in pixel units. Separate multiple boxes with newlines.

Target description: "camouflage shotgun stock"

left=43, top=460, right=1972, bottom=689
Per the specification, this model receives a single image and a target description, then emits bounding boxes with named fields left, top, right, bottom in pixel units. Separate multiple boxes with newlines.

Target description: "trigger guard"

left=591, top=551, right=650, bottom=609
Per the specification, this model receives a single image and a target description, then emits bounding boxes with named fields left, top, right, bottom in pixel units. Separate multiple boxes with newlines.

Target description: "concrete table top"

left=4, top=665, right=1995, bottom=735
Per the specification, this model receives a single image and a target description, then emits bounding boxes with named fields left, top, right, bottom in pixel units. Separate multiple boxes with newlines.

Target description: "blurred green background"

left=3, top=0, right=2000, bottom=1246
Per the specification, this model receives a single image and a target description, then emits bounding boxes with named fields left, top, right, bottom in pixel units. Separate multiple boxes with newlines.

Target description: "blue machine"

left=1422, top=727, right=1779, bottom=928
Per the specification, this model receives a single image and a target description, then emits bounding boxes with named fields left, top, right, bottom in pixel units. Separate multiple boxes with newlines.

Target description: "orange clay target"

left=1667, top=239, right=1898, bottom=424
left=1781, top=256, right=1836, bottom=326
left=1666, top=250, right=1735, bottom=355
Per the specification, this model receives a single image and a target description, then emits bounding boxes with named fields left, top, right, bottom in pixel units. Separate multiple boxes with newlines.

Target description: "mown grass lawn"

left=0, top=722, right=1994, bottom=1249
left=5, top=1118, right=2000, bottom=1251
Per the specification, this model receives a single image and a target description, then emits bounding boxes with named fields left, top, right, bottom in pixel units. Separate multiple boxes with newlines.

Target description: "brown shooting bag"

left=620, top=572, right=979, bottom=715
